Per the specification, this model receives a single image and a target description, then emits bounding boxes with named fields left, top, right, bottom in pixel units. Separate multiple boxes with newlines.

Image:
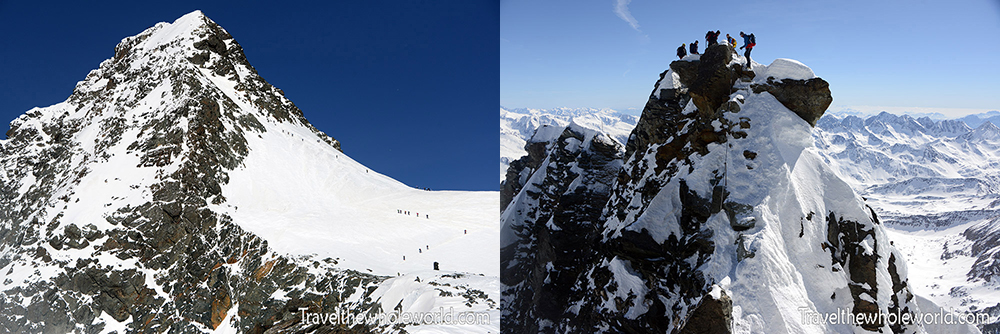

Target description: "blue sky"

left=501, top=0, right=1000, bottom=118
left=0, top=1, right=498, bottom=191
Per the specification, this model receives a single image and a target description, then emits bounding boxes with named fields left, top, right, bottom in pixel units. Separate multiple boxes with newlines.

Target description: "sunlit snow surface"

left=217, top=117, right=499, bottom=277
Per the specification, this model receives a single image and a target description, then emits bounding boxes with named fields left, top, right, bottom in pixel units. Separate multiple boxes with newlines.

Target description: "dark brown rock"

left=686, top=44, right=735, bottom=117
left=752, top=77, right=832, bottom=127
left=679, top=288, right=732, bottom=334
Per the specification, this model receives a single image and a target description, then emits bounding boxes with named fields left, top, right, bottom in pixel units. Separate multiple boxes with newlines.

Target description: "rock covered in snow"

left=757, top=58, right=816, bottom=81
left=750, top=61, right=832, bottom=127
left=500, top=107, right=638, bottom=182
left=501, top=42, right=926, bottom=333
left=500, top=122, right=624, bottom=333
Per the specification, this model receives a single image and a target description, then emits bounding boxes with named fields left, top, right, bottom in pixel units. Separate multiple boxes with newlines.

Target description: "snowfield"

left=218, top=116, right=499, bottom=277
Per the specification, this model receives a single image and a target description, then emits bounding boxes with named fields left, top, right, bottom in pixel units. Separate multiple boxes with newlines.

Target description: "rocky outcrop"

left=685, top=44, right=736, bottom=118
left=500, top=136, right=549, bottom=211
left=679, top=287, right=732, bottom=334
left=500, top=124, right=623, bottom=333
left=752, top=77, right=832, bottom=127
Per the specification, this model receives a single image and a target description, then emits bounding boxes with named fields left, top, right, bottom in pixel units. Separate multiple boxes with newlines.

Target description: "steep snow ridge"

left=692, top=73, right=877, bottom=333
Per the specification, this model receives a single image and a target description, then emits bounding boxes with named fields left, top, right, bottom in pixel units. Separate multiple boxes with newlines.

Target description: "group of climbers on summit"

left=676, top=30, right=756, bottom=68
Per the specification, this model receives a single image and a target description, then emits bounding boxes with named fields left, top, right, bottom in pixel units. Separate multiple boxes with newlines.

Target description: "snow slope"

left=217, top=115, right=498, bottom=277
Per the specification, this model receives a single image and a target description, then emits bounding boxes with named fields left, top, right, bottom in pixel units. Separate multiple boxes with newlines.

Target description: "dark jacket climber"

left=739, top=32, right=756, bottom=66
left=677, top=44, right=687, bottom=59
left=689, top=40, right=699, bottom=55
left=706, top=30, right=720, bottom=45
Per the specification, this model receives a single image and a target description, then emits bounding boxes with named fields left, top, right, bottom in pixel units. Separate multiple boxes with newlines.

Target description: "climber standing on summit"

left=705, top=30, right=720, bottom=46
left=677, top=43, right=687, bottom=59
left=740, top=32, right=755, bottom=68
left=689, top=40, right=699, bottom=55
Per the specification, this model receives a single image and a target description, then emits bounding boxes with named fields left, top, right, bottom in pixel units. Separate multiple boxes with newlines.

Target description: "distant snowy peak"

left=502, top=106, right=631, bottom=119
left=957, top=110, right=1000, bottom=128
left=813, top=112, right=1000, bottom=228
left=823, top=110, right=1000, bottom=139
left=962, top=121, right=1000, bottom=142
left=501, top=106, right=638, bottom=144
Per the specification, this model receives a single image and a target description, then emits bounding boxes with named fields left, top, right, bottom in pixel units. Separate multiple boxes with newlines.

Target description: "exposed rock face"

left=501, top=45, right=923, bottom=333
left=500, top=134, right=550, bottom=211
left=752, top=77, right=832, bottom=127
left=686, top=44, right=736, bottom=118
left=500, top=124, right=623, bottom=333
left=679, top=288, right=733, bottom=334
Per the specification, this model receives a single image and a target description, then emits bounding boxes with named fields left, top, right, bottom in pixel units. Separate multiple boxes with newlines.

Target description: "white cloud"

left=614, top=0, right=641, bottom=32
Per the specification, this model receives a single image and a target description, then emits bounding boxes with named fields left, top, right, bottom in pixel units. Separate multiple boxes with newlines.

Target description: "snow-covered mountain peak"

left=502, top=44, right=937, bottom=333
left=965, top=120, right=1000, bottom=142
left=0, top=12, right=497, bottom=333
left=122, top=10, right=211, bottom=53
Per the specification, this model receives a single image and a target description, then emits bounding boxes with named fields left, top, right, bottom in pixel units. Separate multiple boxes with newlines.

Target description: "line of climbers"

left=397, top=209, right=430, bottom=219
left=676, top=30, right=756, bottom=69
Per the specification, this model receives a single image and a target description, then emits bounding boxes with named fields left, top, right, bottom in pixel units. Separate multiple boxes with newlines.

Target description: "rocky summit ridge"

left=0, top=11, right=496, bottom=333
left=501, top=44, right=943, bottom=333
